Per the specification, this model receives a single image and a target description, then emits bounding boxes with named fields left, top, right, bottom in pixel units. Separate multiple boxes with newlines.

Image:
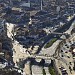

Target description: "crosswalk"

left=32, top=65, right=51, bottom=75
left=44, top=67, right=51, bottom=75
left=32, top=65, right=43, bottom=75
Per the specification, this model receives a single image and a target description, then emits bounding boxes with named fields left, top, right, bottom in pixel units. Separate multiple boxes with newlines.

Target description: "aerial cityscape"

left=0, top=0, right=75, bottom=75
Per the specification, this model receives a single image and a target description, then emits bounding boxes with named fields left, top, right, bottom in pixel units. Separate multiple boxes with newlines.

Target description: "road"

left=36, top=15, right=75, bottom=54
left=6, top=14, right=75, bottom=75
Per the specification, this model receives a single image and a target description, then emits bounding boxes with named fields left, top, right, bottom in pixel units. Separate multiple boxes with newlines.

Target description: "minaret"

left=41, top=0, right=43, bottom=11
left=28, top=0, right=30, bottom=3
left=28, top=0, right=31, bottom=7
left=9, top=0, right=13, bottom=6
